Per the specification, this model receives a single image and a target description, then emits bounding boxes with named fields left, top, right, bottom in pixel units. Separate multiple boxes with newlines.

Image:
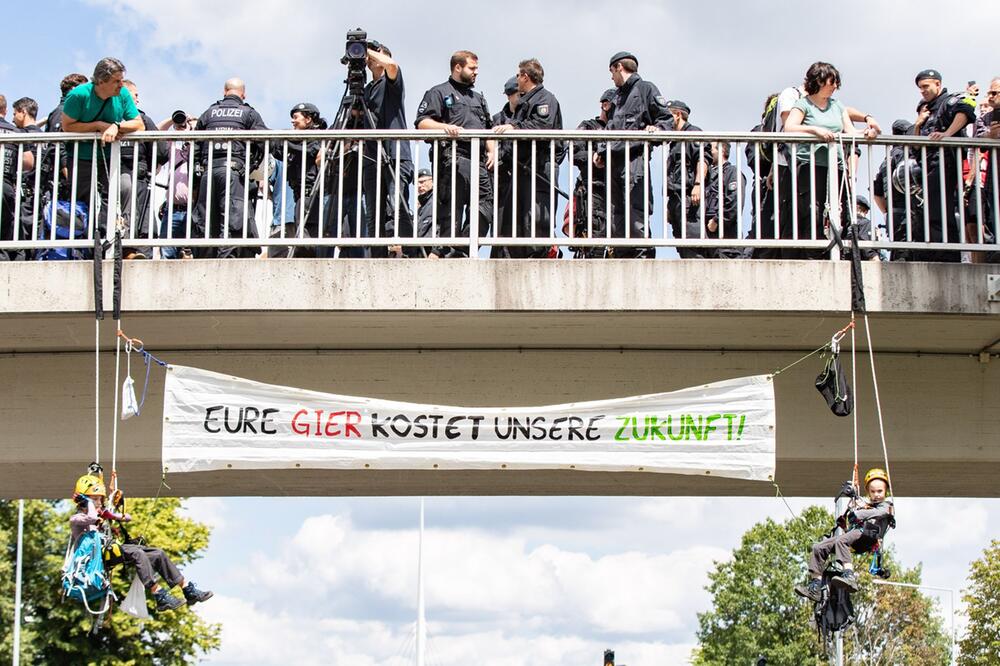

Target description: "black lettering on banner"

left=586, top=416, right=605, bottom=441
left=371, top=413, right=389, bottom=438
left=203, top=405, right=224, bottom=433
left=260, top=408, right=279, bottom=435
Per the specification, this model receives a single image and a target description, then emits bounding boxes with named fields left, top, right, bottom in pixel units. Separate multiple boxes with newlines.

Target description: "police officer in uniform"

left=568, top=89, right=616, bottom=258
left=702, top=141, right=745, bottom=259
left=873, top=119, right=916, bottom=259
left=11, top=97, right=42, bottom=260
left=664, top=100, right=708, bottom=257
left=596, top=51, right=672, bottom=258
left=911, top=68, right=976, bottom=261
left=0, top=99, right=27, bottom=260
left=193, top=77, right=268, bottom=258
left=415, top=50, right=496, bottom=259
left=489, top=76, right=520, bottom=257
left=493, top=58, right=563, bottom=258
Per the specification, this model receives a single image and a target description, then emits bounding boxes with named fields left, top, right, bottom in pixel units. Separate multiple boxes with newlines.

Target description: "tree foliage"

left=692, top=505, right=950, bottom=666
left=0, top=497, right=220, bottom=665
left=958, top=539, right=1000, bottom=666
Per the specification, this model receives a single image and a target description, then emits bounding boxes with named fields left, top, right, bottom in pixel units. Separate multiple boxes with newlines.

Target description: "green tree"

left=0, top=497, right=220, bottom=665
left=958, top=539, right=1000, bottom=666
left=692, top=505, right=950, bottom=666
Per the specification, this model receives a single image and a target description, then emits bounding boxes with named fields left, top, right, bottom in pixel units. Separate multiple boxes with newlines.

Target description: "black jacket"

left=195, top=95, right=268, bottom=170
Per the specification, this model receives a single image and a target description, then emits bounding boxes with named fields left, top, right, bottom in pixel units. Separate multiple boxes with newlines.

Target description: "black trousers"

left=495, top=167, right=557, bottom=258
left=119, top=171, right=153, bottom=257
left=193, top=167, right=258, bottom=259
left=667, top=190, right=707, bottom=258
left=122, top=543, right=183, bottom=590
left=785, top=163, right=850, bottom=261
left=608, top=169, right=651, bottom=259
left=430, top=154, right=493, bottom=258
left=361, top=160, right=413, bottom=258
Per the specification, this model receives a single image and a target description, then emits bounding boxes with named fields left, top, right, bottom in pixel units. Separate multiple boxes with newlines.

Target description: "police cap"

left=609, top=51, right=637, bottom=68
left=855, top=195, right=870, bottom=211
left=503, top=76, right=519, bottom=96
left=600, top=88, right=617, bottom=103
left=915, top=69, right=942, bottom=84
left=417, top=168, right=433, bottom=179
left=891, top=119, right=913, bottom=136
left=666, top=100, right=691, bottom=115
left=291, top=102, right=320, bottom=118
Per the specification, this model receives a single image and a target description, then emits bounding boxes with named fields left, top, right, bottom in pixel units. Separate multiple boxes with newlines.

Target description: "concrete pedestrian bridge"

left=1, top=259, right=997, bottom=498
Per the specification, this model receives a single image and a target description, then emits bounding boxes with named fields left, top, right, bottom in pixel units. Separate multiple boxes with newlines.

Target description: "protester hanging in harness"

left=794, top=468, right=895, bottom=602
left=68, top=470, right=214, bottom=613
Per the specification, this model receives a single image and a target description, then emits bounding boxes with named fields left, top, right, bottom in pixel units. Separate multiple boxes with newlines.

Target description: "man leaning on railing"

left=60, top=57, right=145, bottom=237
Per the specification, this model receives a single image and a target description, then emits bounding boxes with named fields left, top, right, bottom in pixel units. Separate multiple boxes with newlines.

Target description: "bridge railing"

left=0, top=129, right=996, bottom=259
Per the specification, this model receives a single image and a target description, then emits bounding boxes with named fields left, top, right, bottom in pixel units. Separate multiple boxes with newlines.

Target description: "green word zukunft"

left=614, top=414, right=747, bottom=442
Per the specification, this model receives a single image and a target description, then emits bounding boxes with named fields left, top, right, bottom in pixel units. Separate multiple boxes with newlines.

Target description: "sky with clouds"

left=3, top=2, right=998, bottom=663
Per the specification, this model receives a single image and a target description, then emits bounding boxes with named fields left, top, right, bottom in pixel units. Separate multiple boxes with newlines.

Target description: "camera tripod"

left=296, top=82, right=414, bottom=257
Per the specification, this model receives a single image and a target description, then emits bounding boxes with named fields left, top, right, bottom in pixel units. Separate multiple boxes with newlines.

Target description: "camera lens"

left=346, top=41, right=367, bottom=60
left=172, top=110, right=187, bottom=125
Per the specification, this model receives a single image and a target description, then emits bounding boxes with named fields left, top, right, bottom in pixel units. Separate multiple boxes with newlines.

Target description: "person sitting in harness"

left=70, top=473, right=213, bottom=612
left=795, top=468, right=895, bottom=602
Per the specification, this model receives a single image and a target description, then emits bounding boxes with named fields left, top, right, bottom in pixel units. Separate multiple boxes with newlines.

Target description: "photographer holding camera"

left=363, top=41, right=414, bottom=257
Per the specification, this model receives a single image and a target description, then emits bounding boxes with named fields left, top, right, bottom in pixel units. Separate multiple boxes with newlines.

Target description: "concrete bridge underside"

left=1, top=259, right=997, bottom=498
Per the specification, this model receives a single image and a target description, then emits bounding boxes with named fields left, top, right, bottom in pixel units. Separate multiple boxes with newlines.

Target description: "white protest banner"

left=162, top=365, right=776, bottom=481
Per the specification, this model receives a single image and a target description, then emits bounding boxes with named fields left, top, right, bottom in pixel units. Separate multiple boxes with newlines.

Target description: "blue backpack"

left=62, top=530, right=113, bottom=614
left=36, top=200, right=92, bottom=261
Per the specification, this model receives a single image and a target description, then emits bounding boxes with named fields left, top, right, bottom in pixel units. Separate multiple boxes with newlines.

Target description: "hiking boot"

left=794, top=578, right=826, bottom=602
left=125, top=251, right=148, bottom=260
left=832, top=569, right=860, bottom=592
left=182, top=582, right=213, bottom=605
left=153, top=589, right=185, bottom=612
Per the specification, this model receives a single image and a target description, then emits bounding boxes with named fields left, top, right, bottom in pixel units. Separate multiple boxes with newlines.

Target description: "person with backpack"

left=794, top=468, right=895, bottom=602
left=70, top=473, right=213, bottom=612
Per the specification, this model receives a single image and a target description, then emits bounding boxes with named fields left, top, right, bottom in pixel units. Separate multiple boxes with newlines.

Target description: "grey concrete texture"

left=0, top=259, right=997, bottom=498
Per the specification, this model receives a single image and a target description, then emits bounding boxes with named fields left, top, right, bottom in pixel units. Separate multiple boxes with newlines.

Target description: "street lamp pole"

left=870, top=579, right=956, bottom=666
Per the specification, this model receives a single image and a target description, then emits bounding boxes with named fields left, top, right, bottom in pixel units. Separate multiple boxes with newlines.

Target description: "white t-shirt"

left=774, top=86, right=804, bottom=166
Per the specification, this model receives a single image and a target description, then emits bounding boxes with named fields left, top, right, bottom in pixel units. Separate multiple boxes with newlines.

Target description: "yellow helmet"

left=864, top=467, right=890, bottom=490
left=74, top=474, right=106, bottom=498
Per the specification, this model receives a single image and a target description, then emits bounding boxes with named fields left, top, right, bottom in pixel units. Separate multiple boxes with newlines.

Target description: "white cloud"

left=182, top=496, right=229, bottom=533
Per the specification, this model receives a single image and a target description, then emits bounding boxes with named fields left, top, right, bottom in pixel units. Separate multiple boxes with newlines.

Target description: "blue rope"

left=132, top=350, right=168, bottom=416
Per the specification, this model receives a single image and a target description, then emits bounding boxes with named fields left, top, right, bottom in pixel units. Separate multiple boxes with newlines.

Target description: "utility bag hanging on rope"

left=815, top=571, right=855, bottom=644
left=815, top=349, right=853, bottom=416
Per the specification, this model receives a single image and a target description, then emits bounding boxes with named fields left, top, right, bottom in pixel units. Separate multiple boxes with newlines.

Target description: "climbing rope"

left=863, top=313, right=893, bottom=493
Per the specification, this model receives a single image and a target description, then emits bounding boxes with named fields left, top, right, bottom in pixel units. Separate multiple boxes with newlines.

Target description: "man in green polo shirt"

left=61, top=57, right=144, bottom=233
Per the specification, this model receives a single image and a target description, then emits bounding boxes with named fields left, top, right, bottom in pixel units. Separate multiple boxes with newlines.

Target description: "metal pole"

left=871, top=580, right=955, bottom=666
left=832, top=492, right=850, bottom=666
left=416, top=497, right=425, bottom=666
left=13, top=499, right=24, bottom=666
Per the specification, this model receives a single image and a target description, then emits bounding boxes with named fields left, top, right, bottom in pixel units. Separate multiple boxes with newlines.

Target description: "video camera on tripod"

left=341, top=28, right=370, bottom=98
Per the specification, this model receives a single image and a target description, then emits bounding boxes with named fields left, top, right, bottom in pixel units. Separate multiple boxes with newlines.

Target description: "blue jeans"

left=158, top=209, right=189, bottom=259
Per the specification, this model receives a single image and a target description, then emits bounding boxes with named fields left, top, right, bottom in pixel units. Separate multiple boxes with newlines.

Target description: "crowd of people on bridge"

left=1, top=50, right=998, bottom=263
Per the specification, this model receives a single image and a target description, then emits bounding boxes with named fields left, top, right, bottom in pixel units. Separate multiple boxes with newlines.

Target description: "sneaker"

left=125, top=251, right=148, bottom=260
left=182, top=582, right=214, bottom=605
left=831, top=569, right=860, bottom=592
left=153, top=589, right=185, bottom=612
left=794, top=578, right=826, bottom=602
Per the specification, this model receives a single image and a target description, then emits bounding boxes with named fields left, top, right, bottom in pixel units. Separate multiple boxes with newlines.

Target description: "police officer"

left=494, top=76, right=520, bottom=126
left=493, top=58, right=563, bottom=258
left=118, top=80, right=168, bottom=259
left=702, top=141, right=745, bottom=259
left=0, top=96, right=27, bottom=260
left=489, top=76, right=519, bottom=257
left=843, top=195, right=879, bottom=261
left=193, top=77, right=268, bottom=258
left=270, top=102, right=327, bottom=258
left=363, top=42, right=414, bottom=257
left=568, top=89, right=616, bottom=258
left=911, top=68, right=976, bottom=261
left=664, top=100, right=708, bottom=257
left=596, top=51, right=672, bottom=258
left=11, top=97, right=42, bottom=260
left=415, top=49, right=496, bottom=259
left=873, top=119, right=916, bottom=260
